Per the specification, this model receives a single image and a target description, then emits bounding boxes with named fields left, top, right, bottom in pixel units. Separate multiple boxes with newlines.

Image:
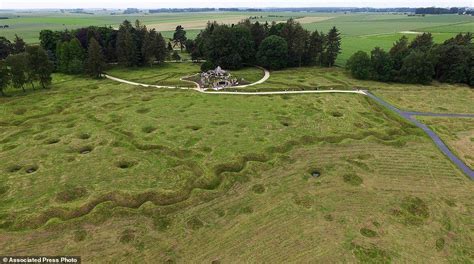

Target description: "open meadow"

left=0, top=67, right=473, bottom=261
left=1, top=11, right=472, bottom=65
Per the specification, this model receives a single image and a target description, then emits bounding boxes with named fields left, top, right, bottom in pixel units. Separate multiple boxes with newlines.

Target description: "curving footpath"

left=103, top=71, right=473, bottom=179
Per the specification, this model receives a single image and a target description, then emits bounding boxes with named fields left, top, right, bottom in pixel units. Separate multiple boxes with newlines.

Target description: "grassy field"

left=0, top=71, right=473, bottom=261
left=105, top=63, right=264, bottom=87
left=417, top=117, right=474, bottom=169
left=106, top=62, right=201, bottom=87
left=247, top=66, right=474, bottom=113
left=1, top=11, right=472, bottom=65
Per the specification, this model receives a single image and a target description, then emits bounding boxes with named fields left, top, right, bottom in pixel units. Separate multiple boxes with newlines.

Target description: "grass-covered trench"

left=0, top=74, right=472, bottom=262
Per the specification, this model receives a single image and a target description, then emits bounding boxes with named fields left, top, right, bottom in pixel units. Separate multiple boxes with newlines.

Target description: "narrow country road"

left=103, top=72, right=474, bottom=179
left=366, top=91, right=474, bottom=179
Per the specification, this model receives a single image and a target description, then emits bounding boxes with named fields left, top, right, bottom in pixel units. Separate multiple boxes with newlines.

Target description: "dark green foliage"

left=409, top=32, right=434, bottom=52
left=399, top=51, right=434, bottom=84
left=26, top=46, right=53, bottom=89
left=199, top=23, right=255, bottom=69
left=0, top=61, right=10, bottom=96
left=347, top=51, right=371, bottom=79
left=257, top=35, right=288, bottom=70
left=116, top=20, right=138, bottom=67
left=173, top=25, right=187, bottom=51
left=195, top=19, right=340, bottom=70
left=39, top=29, right=62, bottom=54
left=0, top=36, right=12, bottom=60
left=250, top=21, right=268, bottom=51
left=349, top=32, right=472, bottom=86
left=280, top=19, right=310, bottom=67
left=86, top=37, right=105, bottom=78
left=390, top=36, right=410, bottom=72
left=370, top=47, right=393, bottom=82
left=5, top=53, right=28, bottom=92
left=309, top=30, right=326, bottom=66
left=12, top=35, right=26, bottom=54
left=56, top=38, right=85, bottom=74
left=200, top=61, right=215, bottom=72
left=433, top=37, right=472, bottom=84
left=325, top=26, right=342, bottom=67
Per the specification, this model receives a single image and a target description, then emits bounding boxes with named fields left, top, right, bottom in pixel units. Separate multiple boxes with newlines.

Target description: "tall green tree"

left=0, top=37, right=12, bottom=60
left=67, top=38, right=85, bottom=74
left=154, top=33, right=168, bottom=63
left=39, top=29, right=61, bottom=54
left=433, top=42, right=471, bottom=84
left=409, top=33, right=434, bottom=52
left=116, top=20, right=138, bottom=67
left=370, top=47, right=394, bottom=82
left=26, top=46, right=54, bottom=89
left=5, top=53, right=28, bottom=92
left=0, top=61, right=10, bottom=96
left=346, top=51, right=371, bottom=80
left=308, top=30, right=325, bottom=66
left=389, top=36, right=410, bottom=72
left=56, top=41, right=71, bottom=73
left=141, top=30, right=156, bottom=66
left=13, top=35, right=26, bottom=54
left=173, top=25, right=187, bottom=51
left=433, top=33, right=472, bottom=84
left=257, top=35, right=288, bottom=70
left=86, top=37, right=105, bottom=78
left=280, top=19, right=310, bottom=67
left=250, top=21, right=267, bottom=51
left=325, top=26, right=341, bottom=67
left=399, top=51, right=434, bottom=84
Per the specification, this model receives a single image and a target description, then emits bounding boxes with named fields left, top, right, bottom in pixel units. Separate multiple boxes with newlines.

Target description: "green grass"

left=0, top=70, right=473, bottom=262
left=417, top=116, right=474, bottom=169
left=250, top=66, right=352, bottom=91
left=105, top=62, right=201, bottom=87
left=245, top=65, right=473, bottom=114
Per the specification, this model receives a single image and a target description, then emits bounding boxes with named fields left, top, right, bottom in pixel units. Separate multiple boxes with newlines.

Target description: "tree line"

left=40, top=20, right=169, bottom=73
left=186, top=19, right=341, bottom=70
left=0, top=35, right=54, bottom=96
left=346, top=33, right=473, bottom=86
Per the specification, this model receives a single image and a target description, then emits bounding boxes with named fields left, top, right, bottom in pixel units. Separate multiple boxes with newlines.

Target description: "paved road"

left=366, top=91, right=474, bottom=179
left=103, top=73, right=473, bottom=179
left=404, top=112, right=474, bottom=118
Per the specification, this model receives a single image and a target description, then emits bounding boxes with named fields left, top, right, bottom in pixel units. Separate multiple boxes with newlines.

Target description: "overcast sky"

left=1, top=0, right=472, bottom=9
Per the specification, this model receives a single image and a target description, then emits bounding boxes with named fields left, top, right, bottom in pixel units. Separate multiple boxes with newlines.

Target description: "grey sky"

left=1, top=0, right=472, bottom=9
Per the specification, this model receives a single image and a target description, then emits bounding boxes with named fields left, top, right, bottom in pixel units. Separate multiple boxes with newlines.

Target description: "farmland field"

left=1, top=11, right=472, bottom=65
left=0, top=69, right=473, bottom=261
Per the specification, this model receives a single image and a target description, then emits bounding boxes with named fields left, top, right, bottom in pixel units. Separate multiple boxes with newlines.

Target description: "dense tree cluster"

left=187, top=19, right=341, bottom=70
left=347, top=33, right=473, bottom=86
left=0, top=43, right=54, bottom=95
left=38, top=20, right=168, bottom=73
